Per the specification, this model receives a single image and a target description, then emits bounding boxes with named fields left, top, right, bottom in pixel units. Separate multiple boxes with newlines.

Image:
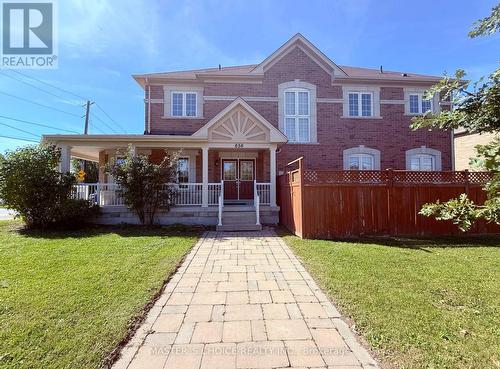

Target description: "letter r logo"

left=2, top=2, right=53, bottom=55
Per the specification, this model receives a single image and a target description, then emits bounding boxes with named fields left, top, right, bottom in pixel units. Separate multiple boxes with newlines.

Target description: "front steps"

left=216, top=205, right=262, bottom=232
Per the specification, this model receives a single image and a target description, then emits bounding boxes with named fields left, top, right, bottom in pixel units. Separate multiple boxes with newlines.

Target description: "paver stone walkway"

left=113, top=229, right=379, bottom=369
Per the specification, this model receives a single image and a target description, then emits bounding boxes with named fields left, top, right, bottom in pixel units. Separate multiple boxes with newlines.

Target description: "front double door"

left=222, top=159, right=255, bottom=202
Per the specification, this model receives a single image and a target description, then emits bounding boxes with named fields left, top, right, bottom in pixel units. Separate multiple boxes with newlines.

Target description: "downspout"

left=147, top=78, right=151, bottom=134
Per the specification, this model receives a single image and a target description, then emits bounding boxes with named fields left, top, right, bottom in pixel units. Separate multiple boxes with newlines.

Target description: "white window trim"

left=342, top=86, right=381, bottom=118
left=347, top=91, right=374, bottom=117
left=163, top=85, right=204, bottom=119
left=408, top=93, right=433, bottom=115
left=405, top=146, right=442, bottom=171
left=343, top=145, right=381, bottom=170
left=284, top=88, right=311, bottom=143
left=278, top=80, right=317, bottom=144
left=404, top=88, right=439, bottom=116
left=171, top=91, right=198, bottom=118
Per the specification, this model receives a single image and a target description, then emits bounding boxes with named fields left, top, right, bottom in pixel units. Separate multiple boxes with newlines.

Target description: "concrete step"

left=222, top=211, right=255, bottom=218
left=222, top=205, right=255, bottom=212
left=222, top=218, right=258, bottom=226
left=216, top=224, right=262, bottom=232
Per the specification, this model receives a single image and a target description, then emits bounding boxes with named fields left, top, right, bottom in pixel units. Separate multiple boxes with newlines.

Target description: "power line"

left=0, top=121, right=40, bottom=138
left=95, top=103, right=127, bottom=133
left=90, top=112, right=118, bottom=133
left=8, top=69, right=88, bottom=101
left=0, top=90, right=82, bottom=118
left=0, top=115, right=80, bottom=134
left=6, top=70, right=124, bottom=134
left=87, top=115, right=105, bottom=134
left=0, top=71, right=82, bottom=106
left=0, top=135, right=39, bottom=143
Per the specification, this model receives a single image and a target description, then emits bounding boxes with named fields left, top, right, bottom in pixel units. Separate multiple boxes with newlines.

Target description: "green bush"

left=107, top=146, right=179, bottom=225
left=0, top=145, right=99, bottom=229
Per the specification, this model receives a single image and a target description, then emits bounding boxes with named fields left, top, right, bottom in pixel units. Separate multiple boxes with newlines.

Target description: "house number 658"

left=235, top=144, right=244, bottom=149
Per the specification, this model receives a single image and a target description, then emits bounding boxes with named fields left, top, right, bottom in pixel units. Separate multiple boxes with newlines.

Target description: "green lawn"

left=282, top=232, right=500, bottom=369
left=0, top=220, right=200, bottom=369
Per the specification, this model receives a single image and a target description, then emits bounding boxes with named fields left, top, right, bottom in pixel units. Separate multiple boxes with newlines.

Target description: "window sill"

left=340, top=116, right=383, bottom=119
left=286, top=141, right=319, bottom=145
left=161, top=116, right=205, bottom=120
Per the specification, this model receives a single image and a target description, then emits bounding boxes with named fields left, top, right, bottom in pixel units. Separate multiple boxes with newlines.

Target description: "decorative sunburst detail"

left=210, top=108, right=268, bottom=142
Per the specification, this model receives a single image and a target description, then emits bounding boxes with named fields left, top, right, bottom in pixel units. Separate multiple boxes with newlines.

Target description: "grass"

left=0, top=220, right=201, bottom=369
left=282, top=231, right=500, bottom=369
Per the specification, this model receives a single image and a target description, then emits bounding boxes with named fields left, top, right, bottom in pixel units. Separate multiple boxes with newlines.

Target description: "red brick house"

left=43, top=34, right=452, bottom=229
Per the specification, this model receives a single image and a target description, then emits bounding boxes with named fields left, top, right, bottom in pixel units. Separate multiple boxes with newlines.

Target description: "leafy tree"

left=107, top=147, right=179, bottom=226
left=411, top=5, right=500, bottom=231
left=0, top=145, right=99, bottom=229
left=72, top=158, right=99, bottom=183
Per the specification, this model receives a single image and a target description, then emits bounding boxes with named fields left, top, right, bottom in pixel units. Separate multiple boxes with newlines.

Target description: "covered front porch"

left=44, top=98, right=287, bottom=228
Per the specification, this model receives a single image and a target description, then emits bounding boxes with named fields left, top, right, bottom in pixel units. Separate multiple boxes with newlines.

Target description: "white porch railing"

left=256, top=183, right=271, bottom=205
left=72, top=183, right=124, bottom=206
left=218, top=180, right=224, bottom=226
left=72, top=183, right=222, bottom=207
left=254, top=181, right=260, bottom=226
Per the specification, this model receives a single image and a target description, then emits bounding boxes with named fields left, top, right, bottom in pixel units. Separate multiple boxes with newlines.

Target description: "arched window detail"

left=405, top=146, right=442, bottom=171
left=278, top=81, right=317, bottom=143
left=343, top=146, right=381, bottom=170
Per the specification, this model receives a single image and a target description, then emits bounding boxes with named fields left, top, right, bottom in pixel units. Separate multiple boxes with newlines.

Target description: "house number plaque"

left=235, top=144, right=244, bottom=149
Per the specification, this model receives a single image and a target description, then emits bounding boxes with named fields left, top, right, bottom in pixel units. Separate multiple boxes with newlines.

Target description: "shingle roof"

left=133, top=63, right=442, bottom=82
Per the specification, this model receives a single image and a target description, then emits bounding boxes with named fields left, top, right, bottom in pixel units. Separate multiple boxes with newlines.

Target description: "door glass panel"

left=223, top=161, right=237, bottom=180
left=240, top=161, right=254, bottom=181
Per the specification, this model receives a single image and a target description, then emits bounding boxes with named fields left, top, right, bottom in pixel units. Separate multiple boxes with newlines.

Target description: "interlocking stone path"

left=113, top=230, right=379, bottom=369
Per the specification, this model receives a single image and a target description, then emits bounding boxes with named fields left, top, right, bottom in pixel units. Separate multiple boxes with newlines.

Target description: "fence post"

left=386, top=168, right=394, bottom=236
left=464, top=169, right=470, bottom=197
left=298, top=157, right=304, bottom=184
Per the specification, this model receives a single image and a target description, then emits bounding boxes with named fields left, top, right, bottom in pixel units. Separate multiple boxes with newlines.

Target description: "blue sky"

left=0, top=0, right=498, bottom=154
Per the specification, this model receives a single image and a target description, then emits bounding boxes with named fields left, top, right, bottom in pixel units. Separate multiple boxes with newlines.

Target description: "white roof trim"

left=192, top=97, right=288, bottom=143
left=251, top=33, right=348, bottom=78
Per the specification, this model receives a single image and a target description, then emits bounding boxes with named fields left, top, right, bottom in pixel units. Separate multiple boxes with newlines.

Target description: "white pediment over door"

left=209, top=107, right=270, bottom=142
left=192, top=97, right=288, bottom=143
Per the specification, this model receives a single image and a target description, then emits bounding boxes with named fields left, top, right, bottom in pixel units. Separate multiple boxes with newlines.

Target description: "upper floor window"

left=348, top=92, right=373, bottom=117
left=284, top=88, right=310, bottom=143
left=343, top=146, right=381, bottom=170
left=409, top=93, right=433, bottom=114
left=405, top=146, right=442, bottom=171
left=342, top=86, right=380, bottom=118
left=171, top=92, right=197, bottom=117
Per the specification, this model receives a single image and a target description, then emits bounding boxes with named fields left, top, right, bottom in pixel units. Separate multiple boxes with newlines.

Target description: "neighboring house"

left=43, top=33, right=453, bottom=229
left=454, top=130, right=497, bottom=170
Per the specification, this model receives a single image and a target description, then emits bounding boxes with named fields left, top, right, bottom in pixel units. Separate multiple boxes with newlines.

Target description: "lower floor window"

left=410, top=154, right=435, bottom=171
left=348, top=154, right=374, bottom=170
left=177, top=158, right=189, bottom=183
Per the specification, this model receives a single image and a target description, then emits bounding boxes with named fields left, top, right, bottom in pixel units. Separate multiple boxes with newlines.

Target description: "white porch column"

left=269, top=146, right=277, bottom=207
left=59, top=145, right=71, bottom=173
left=202, top=147, right=209, bottom=207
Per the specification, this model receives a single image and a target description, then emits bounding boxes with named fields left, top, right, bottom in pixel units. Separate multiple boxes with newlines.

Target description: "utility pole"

left=83, top=100, right=94, bottom=134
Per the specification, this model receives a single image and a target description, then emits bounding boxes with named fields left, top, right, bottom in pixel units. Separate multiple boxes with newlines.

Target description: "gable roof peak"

left=251, top=33, right=348, bottom=78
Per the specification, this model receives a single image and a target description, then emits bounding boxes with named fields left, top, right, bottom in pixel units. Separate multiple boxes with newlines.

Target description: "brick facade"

left=144, top=46, right=452, bottom=172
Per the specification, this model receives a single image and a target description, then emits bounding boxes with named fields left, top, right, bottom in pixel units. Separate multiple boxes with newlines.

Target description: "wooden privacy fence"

left=278, top=157, right=499, bottom=238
